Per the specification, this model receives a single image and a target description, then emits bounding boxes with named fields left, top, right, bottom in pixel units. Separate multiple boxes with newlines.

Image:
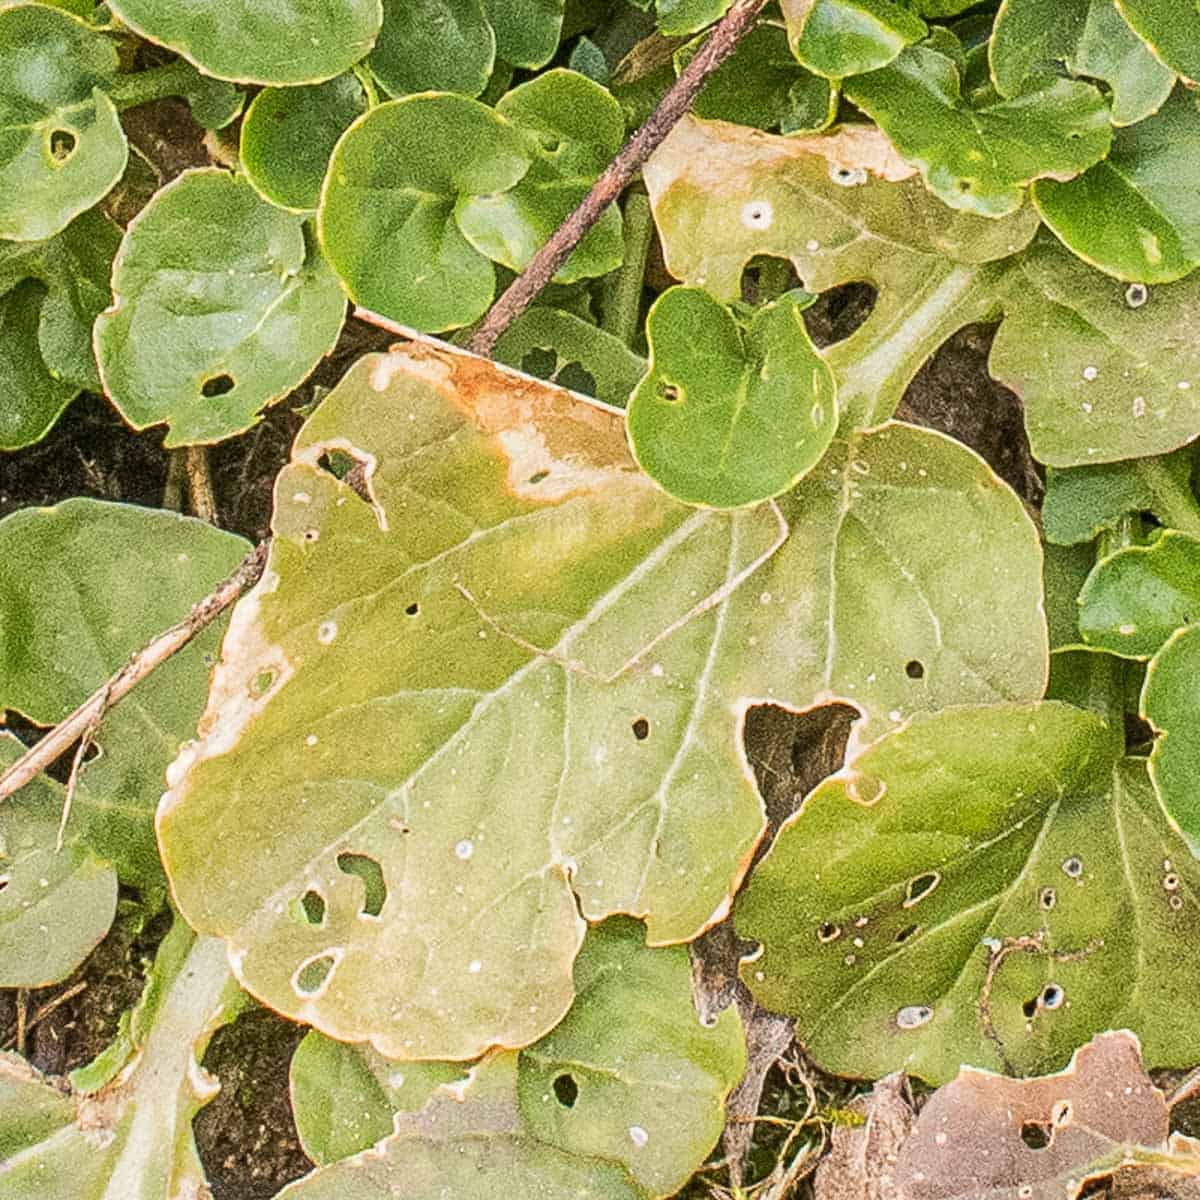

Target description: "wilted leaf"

left=241, top=75, right=367, bottom=213
left=1115, top=0, right=1200, bottom=84
left=95, top=168, right=346, bottom=447
left=844, top=46, right=1111, bottom=217
left=736, top=706, right=1200, bottom=1082
left=0, top=734, right=117, bottom=988
left=0, top=3, right=126, bottom=241
left=159, top=345, right=1045, bottom=1060
left=0, top=926, right=241, bottom=1199
left=458, top=70, right=625, bottom=283
left=319, top=93, right=531, bottom=330
left=1078, top=531, right=1200, bottom=658
left=894, top=1031, right=1200, bottom=1199
left=0, top=498, right=249, bottom=884
left=782, top=0, right=927, bottom=79
left=813, top=1072, right=914, bottom=1200
left=485, top=0, right=566, bottom=67
left=369, top=0, right=494, bottom=98
left=626, top=286, right=837, bottom=507
left=105, top=0, right=383, bottom=85
left=990, top=0, right=1174, bottom=127
left=644, top=116, right=1037, bottom=428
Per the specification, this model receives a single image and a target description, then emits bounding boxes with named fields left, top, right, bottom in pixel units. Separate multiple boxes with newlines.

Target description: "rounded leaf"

left=95, top=169, right=347, bottom=447
left=106, top=0, right=383, bottom=85
left=1142, top=624, right=1200, bottom=852
left=783, top=0, right=927, bottom=79
left=369, top=0, right=494, bottom=98
left=485, top=0, right=566, bottom=68
left=319, top=94, right=531, bottom=330
left=1115, top=0, right=1200, bottom=84
left=0, top=3, right=127, bottom=241
left=627, top=287, right=837, bottom=508
left=241, top=75, right=367, bottom=213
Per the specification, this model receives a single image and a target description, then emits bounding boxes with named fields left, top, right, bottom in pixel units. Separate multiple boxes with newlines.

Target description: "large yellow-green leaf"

left=159, top=346, right=1046, bottom=1061
left=290, top=918, right=744, bottom=1195
left=735, top=705, right=1200, bottom=1082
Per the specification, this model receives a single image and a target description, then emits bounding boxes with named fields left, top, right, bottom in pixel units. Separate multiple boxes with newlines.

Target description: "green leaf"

left=0, top=926, right=241, bottom=1199
left=0, top=499, right=249, bottom=885
left=1043, top=447, right=1199, bottom=545
left=369, top=0, right=494, bottom=98
left=991, top=0, right=1174, bottom=126
left=644, top=115, right=1039, bottom=428
left=1115, top=0, right=1200, bottom=84
left=1034, top=87, right=1200, bottom=284
left=286, top=919, right=742, bottom=1194
left=95, top=169, right=346, bottom=447
left=735, top=704, right=1200, bottom=1082
left=485, top=0, right=566, bottom=67
left=844, top=45, right=1112, bottom=217
left=681, top=22, right=837, bottom=134
left=782, top=0, right=927, bottom=79
left=627, top=287, right=837, bottom=508
left=655, top=0, right=730, bottom=37
left=0, top=279, right=77, bottom=450
left=158, top=349, right=1046, bottom=1061
left=177, top=65, right=245, bottom=131
left=492, top=306, right=646, bottom=408
left=1043, top=541, right=1094, bottom=652
left=1142, top=624, right=1200, bottom=853
left=991, top=233, right=1200, bottom=467
left=0, top=3, right=127, bottom=241
left=319, top=93, right=531, bottom=331
left=105, top=0, right=383, bottom=85
left=1078, top=531, right=1200, bottom=659
left=457, top=70, right=625, bottom=284
left=241, top=75, right=367, bottom=214
left=0, top=733, right=118, bottom=988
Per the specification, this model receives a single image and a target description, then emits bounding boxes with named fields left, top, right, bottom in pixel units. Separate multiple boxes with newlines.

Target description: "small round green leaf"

left=1078, top=531, right=1200, bottom=659
left=1115, top=0, right=1200, bottom=84
left=241, top=75, right=367, bottom=213
left=485, top=0, right=565, bottom=68
left=783, top=0, right=928, bottom=79
left=627, top=287, right=837, bottom=508
left=95, top=169, right=347, bottom=447
left=0, top=3, right=127, bottom=241
left=656, top=0, right=731, bottom=36
left=106, top=0, right=382, bottom=85
left=1034, top=88, right=1200, bottom=284
left=1142, top=624, right=1200, bottom=852
left=369, top=0, right=494, bottom=97
left=320, top=93, right=531, bottom=330
left=845, top=45, right=1112, bottom=217
left=456, top=70, right=624, bottom=284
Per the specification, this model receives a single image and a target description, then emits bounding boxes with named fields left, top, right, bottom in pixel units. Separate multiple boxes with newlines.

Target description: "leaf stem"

left=105, top=60, right=198, bottom=111
left=467, top=0, right=772, bottom=356
left=1134, top=456, right=1200, bottom=536
left=600, top=189, right=653, bottom=348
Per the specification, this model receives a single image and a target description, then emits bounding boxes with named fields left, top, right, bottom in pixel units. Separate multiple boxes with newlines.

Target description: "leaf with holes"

left=290, top=918, right=744, bottom=1194
left=95, top=169, right=346, bottom=447
left=644, top=115, right=1039, bottom=429
left=1078, top=532, right=1200, bottom=659
left=0, top=925, right=242, bottom=1200
left=736, top=704, right=1200, bottom=1083
left=0, top=3, right=127, bottom=242
left=0, top=498, right=249, bottom=885
left=105, top=0, right=382, bottom=85
left=1115, top=0, right=1200, bottom=84
left=990, top=0, right=1174, bottom=127
left=241, top=75, right=367, bottom=214
left=369, top=0, right=494, bottom=98
left=843, top=45, right=1111, bottom=217
left=1143, top=624, right=1200, bottom=856
left=319, top=94, right=532, bottom=331
left=457, top=70, right=625, bottom=284
left=781, top=0, right=927, bottom=79
left=485, top=0, right=566, bottom=67
left=157, top=344, right=1045, bottom=1061
left=1034, top=87, right=1200, bottom=284
left=627, top=287, right=837, bottom=508
left=990, top=234, right=1200, bottom=467
left=0, top=734, right=117, bottom=988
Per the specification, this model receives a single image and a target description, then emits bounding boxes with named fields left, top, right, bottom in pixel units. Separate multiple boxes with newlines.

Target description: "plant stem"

left=467, top=0, right=771, bottom=356
left=162, top=450, right=186, bottom=512
left=600, top=189, right=653, bottom=348
left=0, top=541, right=270, bottom=805
left=1135, top=457, right=1200, bottom=536
left=106, top=60, right=198, bottom=111
left=352, top=62, right=381, bottom=109
left=184, top=445, right=218, bottom=524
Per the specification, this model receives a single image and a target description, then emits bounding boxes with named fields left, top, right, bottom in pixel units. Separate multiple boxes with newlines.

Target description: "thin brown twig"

left=56, top=683, right=109, bottom=851
left=467, top=0, right=771, bottom=357
left=184, top=445, right=218, bottom=524
left=0, top=541, right=270, bottom=805
left=1, top=980, right=88, bottom=1051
